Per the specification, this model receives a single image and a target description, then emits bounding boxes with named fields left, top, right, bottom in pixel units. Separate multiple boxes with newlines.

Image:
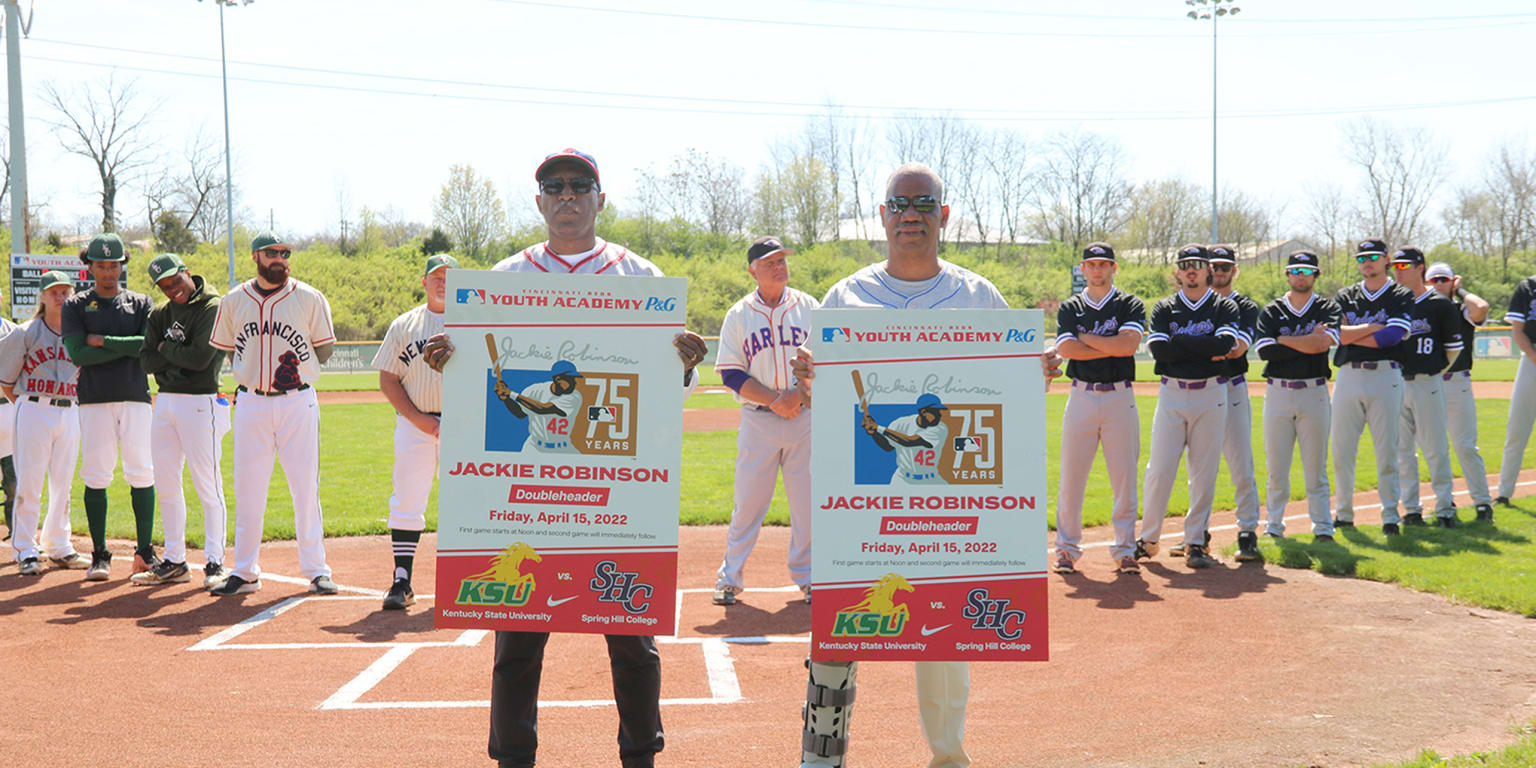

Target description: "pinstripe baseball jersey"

left=491, top=238, right=663, bottom=276
left=715, top=287, right=818, bottom=403
left=210, top=278, right=337, bottom=392
left=1253, top=292, right=1342, bottom=380
left=1145, top=288, right=1241, bottom=379
left=1506, top=276, right=1536, bottom=344
left=1054, top=286, right=1146, bottom=383
left=372, top=304, right=444, bottom=413
left=820, top=259, right=1007, bottom=310
left=0, top=318, right=79, bottom=400
left=1399, top=288, right=1463, bottom=375
left=1332, top=280, right=1413, bottom=366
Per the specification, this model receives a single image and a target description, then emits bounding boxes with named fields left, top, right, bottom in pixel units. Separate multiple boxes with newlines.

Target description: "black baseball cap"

left=1286, top=251, right=1321, bottom=271
left=536, top=148, right=600, bottom=185
left=1207, top=244, right=1237, bottom=264
left=1081, top=242, right=1116, bottom=262
left=1176, top=244, right=1210, bottom=262
left=1390, top=246, right=1425, bottom=265
left=746, top=236, right=792, bottom=264
left=1355, top=238, right=1388, bottom=257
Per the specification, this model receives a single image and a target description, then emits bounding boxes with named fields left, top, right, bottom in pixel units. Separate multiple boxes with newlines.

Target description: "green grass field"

left=1364, top=723, right=1536, bottom=768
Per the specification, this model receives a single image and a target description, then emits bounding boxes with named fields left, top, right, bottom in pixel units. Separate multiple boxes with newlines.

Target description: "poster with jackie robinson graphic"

left=810, top=308, right=1048, bottom=662
left=435, top=270, right=686, bottom=635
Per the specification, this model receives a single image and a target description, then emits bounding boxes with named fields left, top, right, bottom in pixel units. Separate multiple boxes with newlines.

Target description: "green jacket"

left=140, top=275, right=225, bottom=394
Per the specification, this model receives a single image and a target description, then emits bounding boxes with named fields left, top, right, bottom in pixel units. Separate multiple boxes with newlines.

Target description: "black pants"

left=488, top=630, right=664, bottom=768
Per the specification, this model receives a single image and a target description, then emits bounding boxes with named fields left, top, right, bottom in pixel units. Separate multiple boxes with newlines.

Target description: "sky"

left=5, top=0, right=1536, bottom=241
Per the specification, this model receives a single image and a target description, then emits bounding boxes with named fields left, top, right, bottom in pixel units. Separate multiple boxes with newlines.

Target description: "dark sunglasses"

left=1176, top=260, right=1207, bottom=270
left=1391, top=262, right=1418, bottom=271
left=1356, top=253, right=1383, bottom=263
left=259, top=249, right=291, bottom=259
left=885, top=195, right=939, bottom=213
left=539, top=177, right=597, bottom=195
left=1286, top=267, right=1319, bottom=276
left=1429, top=276, right=1452, bottom=284
left=1210, top=263, right=1234, bottom=272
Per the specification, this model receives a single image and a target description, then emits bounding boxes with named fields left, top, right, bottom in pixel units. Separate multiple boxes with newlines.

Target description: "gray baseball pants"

left=1497, top=353, right=1536, bottom=499
left=1399, top=375, right=1457, bottom=517
left=1139, top=378, right=1227, bottom=545
left=1055, top=382, right=1140, bottom=562
left=1221, top=377, right=1262, bottom=532
left=1331, top=365, right=1403, bottom=525
left=1263, top=378, right=1332, bottom=536
left=1442, top=371, right=1491, bottom=507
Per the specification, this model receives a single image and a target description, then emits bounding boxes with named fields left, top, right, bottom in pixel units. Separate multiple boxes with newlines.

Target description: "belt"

left=1160, top=376, right=1228, bottom=390
left=1227, top=375, right=1246, bottom=386
left=1071, top=380, right=1132, bottom=392
left=1442, top=371, right=1469, bottom=381
left=1347, top=361, right=1399, bottom=370
left=536, top=439, right=569, bottom=449
left=236, top=383, right=312, bottom=397
left=901, top=471, right=937, bottom=481
left=25, top=395, right=73, bottom=407
left=1267, top=377, right=1327, bottom=390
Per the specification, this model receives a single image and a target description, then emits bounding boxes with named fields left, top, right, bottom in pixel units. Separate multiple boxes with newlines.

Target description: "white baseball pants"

left=1139, top=379, right=1227, bottom=545
left=1398, top=375, right=1456, bottom=517
left=1262, top=379, right=1332, bottom=536
left=1331, top=365, right=1403, bottom=525
left=1221, top=377, right=1262, bottom=532
left=230, top=388, right=330, bottom=581
left=1442, top=371, right=1491, bottom=507
left=716, top=407, right=812, bottom=590
left=1498, top=354, right=1536, bottom=500
left=10, top=399, right=81, bottom=562
left=78, top=401, right=154, bottom=488
left=1054, top=382, right=1139, bottom=562
left=389, top=413, right=440, bottom=531
left=152, top=393, right=231, bottom=564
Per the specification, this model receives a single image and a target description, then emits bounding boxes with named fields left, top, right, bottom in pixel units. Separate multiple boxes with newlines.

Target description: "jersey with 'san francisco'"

left=819, top=259, right=1007, bottom=310
left=1145, top=288, right=1241, bottom=380
left=1332, top=280, right=1413, bottom=366
left=0, top=318, right=79, bottom=400
left=373, top=304, right=444, bottom=414
left=1053, top=286, right=1145, bottom=383
left=210, top=278, right=337, bottom=392
left=1398, top=288, right=1463, bottom=375
left=1505, top=276, right=1536, bottom=344
left=1447, top=297, right=1480, bottom=373
left=714, top=287, right=818, bottom=403
left=1252, top=293, right=1342, bottom=380
left=1217, top=291, right=1261, bottom=377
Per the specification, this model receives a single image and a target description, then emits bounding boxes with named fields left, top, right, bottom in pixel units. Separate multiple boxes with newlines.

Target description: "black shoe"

left=210, top=574, right=261, bottom=596
left=1333, top=518, right=1354, bottom=528
left=1382, top=523, right=1400, bottom=536
left=1234, top=531, right=1261, bottom=562
left=1314, top=534, right=1335, bottom=543
left=1403, top=513, right=1426, bottom=526
left=1475, top=504, right=1494, bottom=522
left=1436, top=515, right=1460, bottom=529
left=1185, top=544, right=1217, bottom=569
left=383, top=578, right=415, bottom=610
left=1496, top=496, right=1512, bottom=507
left=1133, top=539, right=1159, bottom=560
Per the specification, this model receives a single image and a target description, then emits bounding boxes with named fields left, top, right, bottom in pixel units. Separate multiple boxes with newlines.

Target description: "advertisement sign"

left=434, top=271, right=686, bottom=635
left=809, top=309, right=1048, bottom=662
left=9, top=253, right=121, bottom=320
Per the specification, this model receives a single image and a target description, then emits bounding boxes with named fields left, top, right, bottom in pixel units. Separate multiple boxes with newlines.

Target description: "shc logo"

left=457, top=288, right=486, bottom=304
left=455, top=542, right=540, bottom=606
left=822, top=327, right=852, bottom=343
left=832, top=572, right=913, bottom=637
left=590, top=560, right=653, bottom=613
left=962, top=587, right=1027, bottom=641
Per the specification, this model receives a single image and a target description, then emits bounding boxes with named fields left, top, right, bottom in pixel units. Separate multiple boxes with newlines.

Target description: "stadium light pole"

left=1186, top=0, right=1240, bottom=243
left=202, top=0, right=251, bottom=291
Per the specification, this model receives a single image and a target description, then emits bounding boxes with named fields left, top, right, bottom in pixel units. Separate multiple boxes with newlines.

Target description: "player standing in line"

left=1252, top=251, right=1340, bottom=540
left=1426, top=262, right=1496, bottom=522
left=1331, top=238, right=1414, bottom=533
left=1388, top=247, right=1463, bottom=528
left=493, top=361, right=586, bottom=454
left=1, top=271, right=89, bottom=574
left=0, top=297, right=18, bottom=541
left=1494, top=271, right=1536, bottom=509
left=208, top=233, right=339, bottom=596
left=131, top=254, right=231, bottom=589
left=373, top=253, right=455, bottom=611
left=61, top=233, right=157, bottom=581
left=1050, top=242, right=1145, bottom=575
left=420, top=148, right=708, bottom=768
left=711, top=235, right=816, bottom=607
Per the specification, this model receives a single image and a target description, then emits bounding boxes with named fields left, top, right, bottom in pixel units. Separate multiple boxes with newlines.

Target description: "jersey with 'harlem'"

left=1447, top=297, right=1481, bottom=373
left=1217, top=290, right=1261, bottom=378
left=714, top=287, right=818, bottom=403
left=1398, top=288, right=1463, bottom=375
left=210, top=278, right=336, bottom=392
left=1332, top=280, right=1414, bottom=366
left=1145, top=288, right=1241, bottom=380
left=1505, top=275, right=1536, bottom=345
left=1054, top=286, right=1146, bottom=383
left=1252, top=292, right=1342, bottom=381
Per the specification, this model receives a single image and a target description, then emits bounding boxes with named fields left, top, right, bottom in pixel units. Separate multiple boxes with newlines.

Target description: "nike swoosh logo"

left=547, top=596, right=577, bottom=607
left=920, top=624, right=952, bottom=636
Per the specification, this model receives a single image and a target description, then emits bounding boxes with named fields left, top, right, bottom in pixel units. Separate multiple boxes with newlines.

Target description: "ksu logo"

left=590, top=560, right=653, bottom=613
left=832, top=572, right=913, bottom=637
left=456, top=542, right=540, bottom=607
left=962, top=588, right=1027, bottom=641
left=456, top=288, right=486, bottom=304
left=822, top=327, right=852, bottom=343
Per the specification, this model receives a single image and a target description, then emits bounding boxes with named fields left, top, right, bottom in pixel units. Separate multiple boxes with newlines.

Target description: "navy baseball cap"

left=550, top=360, right=584, bottom=379
left=1207, top=245, right=1237, bottom=264
left=916, top=393, right=948, bottom=411
left=1391, top=247, right=1425, bottom=265
left=536, top=148, right=600, bottom=185
left=1355, top=238, right=1388, bottom=257
left=1081, top=242, right=1116, bottom=262
left=746, top=236, right=792, bottom=264
left=1286, top=251, right=1321, bottom=271
left=1176, top=244, right=1210, bottom=263
left=85, top=233, right=126, bottom=262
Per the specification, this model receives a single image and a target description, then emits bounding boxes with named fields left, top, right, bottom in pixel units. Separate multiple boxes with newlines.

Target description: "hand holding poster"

left=434, top=270, right=686, bottom=635
left=810, top=309, right=1048, bottom=662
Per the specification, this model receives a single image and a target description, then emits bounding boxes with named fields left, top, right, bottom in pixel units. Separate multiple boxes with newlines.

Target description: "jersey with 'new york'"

left=1252, top=293, right=1342, bottom=380
left=210, top=279, right=336, bottom=392
left=820, top=259, right=1007, bottom=310
left=1398, top=288, right=1463, bottom=375
left=373, top=304, right=444, bottom=414
left=715, top=288, right=818, bottom=402
left=1332, top=280, right=1413, bottom=366
left=1054, top=287, right=1146, bottom=383
left=1145, top=289, right=1241, bottom=380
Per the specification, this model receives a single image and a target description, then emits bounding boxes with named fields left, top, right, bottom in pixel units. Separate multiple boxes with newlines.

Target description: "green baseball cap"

left=251, top=232, right=292, bottom=252
left=38, top=270, right=74, bottom=291
left=85, top=233, right=127, bottom=262
left=147, top=253, right=188, bottom=283
left=425, top=253, right=459, bottom=276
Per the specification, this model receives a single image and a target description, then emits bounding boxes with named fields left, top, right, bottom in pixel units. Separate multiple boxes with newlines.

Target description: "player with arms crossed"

left=1252, top=251, right=1340, bottom=540
left=209, top=233, right=339, bottom=596
left=422, top=148, right=707, bottom=768
left=711, top=235, right=816, bottom=607
left=493, top=360, right=585, bottom=454
left=1389, top=247, right=1463, bottom=528
left=1426, top=262, right=1496, bottom=522
left=1195, top=244, right=1263, bottom=561
left=1495, top=270, right=1536, bottom=509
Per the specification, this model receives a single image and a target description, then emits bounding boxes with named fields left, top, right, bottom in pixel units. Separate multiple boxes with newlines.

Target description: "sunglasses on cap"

left=539, top=177, right=598, bottom=195
left=1356, top=253, right=1384, bottom=263
left=885, top=195, right=939, bottom=213
left=1429, top=276, right=1452, bottom=284
left=1286, top=267, right=1319, bottom=276
left=1176, top=259, right=1207, bottom=271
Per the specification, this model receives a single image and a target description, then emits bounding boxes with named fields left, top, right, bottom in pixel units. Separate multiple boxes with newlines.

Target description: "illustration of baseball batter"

left=864, top=393, right=951, bottom=485
left=494, top=360, right=586, bottom=453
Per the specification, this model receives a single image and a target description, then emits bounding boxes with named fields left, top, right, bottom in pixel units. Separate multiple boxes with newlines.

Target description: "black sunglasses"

left=539, top=177, right=597, bottom=195
left=1356, top=253, right=1384, bottom=263
left=885, top=195, right=939, bottom=213
left=1210, top=263, right=1234, bottom=272
left=1176, top=260, right=1207, bottom=270
left=259, top=249, right=291, bottom=260
left=1429, top=276, right=1452, bottom=284
left=1286, top=267, right=1319, bottom=276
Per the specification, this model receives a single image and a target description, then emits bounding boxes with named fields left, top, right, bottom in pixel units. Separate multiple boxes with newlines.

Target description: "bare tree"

left=840, top=113, right=877, bottom=240
left=1030, top=128, right=1131, bottom=253
left=983, top=129, right=1033, bottom=253
left=1486, top=139, right=1536, bottom=279
left=1302, top=182, right=1349, bottom=258
left=1123, top=178, right=1205, bottom=262
left=1343, top=118, right=1449, bottom=248
left=42, top=76, right=159, bottom=233
left=432, top=164, right=507, bottom=260
left=1443, top=186, right=1499, bottom=262
left=749, top=165, right=788, bottom=242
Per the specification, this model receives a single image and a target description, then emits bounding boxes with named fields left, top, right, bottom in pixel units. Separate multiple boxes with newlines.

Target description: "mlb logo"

left=822, top=327, right=851, bottom=343
left=953, top=436, right=985, bottom=453
left=457, top=288, right=486, bottom=304
left=587, top=405, right=617, bottom=423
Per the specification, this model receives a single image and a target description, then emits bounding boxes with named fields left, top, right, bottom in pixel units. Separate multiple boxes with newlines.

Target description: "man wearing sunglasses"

left=1331, top=238, right=1414, bottom=534
left=1136, top=245, right=1242, bottom=569
left=1426, top=262, right=1495, bottom=522
left=1389, top=247, right=1464, bottom=528
left=1495, top=271, right=1536, bottom=511
left=1253, top=251, right=1341, bottom=540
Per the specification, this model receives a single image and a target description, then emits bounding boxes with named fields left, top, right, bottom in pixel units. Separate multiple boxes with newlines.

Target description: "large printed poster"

left=810, top=309, right=1048, bottom=662
left=435, top=270, right=686, bottom=635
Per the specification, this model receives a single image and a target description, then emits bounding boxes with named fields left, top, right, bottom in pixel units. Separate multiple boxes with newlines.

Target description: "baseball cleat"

left=711, top=586, right=738, bottom=606
left=1052, top=553, right=1076, bottom=574
left=1169, top=531, right=1212, bottom=559
left=1313, top=534, right=1335, bottom=544
left=85, top=552, right=111, bottom=582
left=383, top=578, right=415, bottom=610
left=1382, top=523, right=1401, bottom=536
left=1436, top=515, right=1460, bottom=529
left=131, top=559, right=190, bottom=586
left=1403, top=513, right=1427, bottom=526
left=1184, top=544, right=1217, bottom=569
left=1495, top=496, right=1512, bottom=507
left=801, top=585, right=812, bottom=605
left=1133, top=539, right=1159, bottom=560
left=1115, top=557, right=1141, bottom=574
left=210, top=574, right=260, bottom=596
left=309, top=575, right=340, bottom=595
left=1333, top=518, right=1354, bottom=528
left=203, top=562, right=229, bottom=591
left=48, top=552, right=91, bottom=570
left=132, top=551, right=162, bottom=574
left=1234, top=531, right=1261, bottom=562
left=1475, top=504, right=1494, bottom=522
left=18, top=557, right=43, bottom=576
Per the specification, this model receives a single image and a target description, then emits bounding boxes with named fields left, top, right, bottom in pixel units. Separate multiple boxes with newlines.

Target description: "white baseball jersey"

left=521, top=381, right=583, bottom=447
left=715, top=287, right=818, bottom=402
left=887, top=413, right=949, bottom=480
left=821, top=259, right=1007, bottom=310
left=492, top=238, right=664, bottom=277
left=0, top=318, right=80, bottom=401
left=210, top=279, right=337, bottom=392
left=373, top=304, right=445, bottom=413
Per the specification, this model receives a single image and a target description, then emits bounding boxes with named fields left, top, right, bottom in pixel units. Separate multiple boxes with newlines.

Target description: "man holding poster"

left=790, top=162, right=1052, bottom=768
left=423, top=148, right=705, bottom=768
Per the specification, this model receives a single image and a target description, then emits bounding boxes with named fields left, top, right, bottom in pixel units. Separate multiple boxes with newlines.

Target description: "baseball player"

left=1, top=271, right=89, bottom=575
left=789, top=162, right=1014, bottom=768
left=61, top=233, right=157, bottom=581
left=1389, top=247, right=1463, bottom=528
left=864, top=394, right=951, bottom=485
left=131, top=254, right=231, bottom=589
left=1427, top=262, right=1495, bottom=522
left=1332, top=238, right=1414, bottom=533
left=1495, top=271, right=1536, bottom=509
left=711, top=235, right=816, bottom=607
left=493, top=361, right=585, bottom=454
left=1052, top=242, right=1146, bottom=575
left=420, top=148, right=708, bottom=768
left=208, top=233, right=339, bottom=596
left=0, top=300, right=17, bottom=542
left=1253, top=251, right=1341, bottom=540
left=373, top=253, right=456, bottom=611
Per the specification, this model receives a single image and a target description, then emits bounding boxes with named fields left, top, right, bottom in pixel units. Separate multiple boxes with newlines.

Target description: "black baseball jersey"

left=1146, top=288, right=1241, bottom=380
left=1055, top=286, right=1147, bottom=383
left=1398, top=289, right=1463, bottom=375
left=1505, top=276, right=1536, bottom=344
left=1332, top=280, right=1414, bottom=366
left=1253, top=293, right=1342, bottom=381
left=60, top=288, right=153, bottom=404
left=1217, top=290, right=1261, bottom=377
left=1447, top=298, right=1479, bottom=374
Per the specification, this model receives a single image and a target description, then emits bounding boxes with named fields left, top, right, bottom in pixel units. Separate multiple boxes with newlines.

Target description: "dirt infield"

left=4, top=472, right=1536, bottom=767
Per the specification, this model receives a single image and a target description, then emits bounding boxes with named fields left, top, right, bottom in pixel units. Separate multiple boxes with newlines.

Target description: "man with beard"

left=1426, top=262, right=1496, bottom=521
left=209, top=233, right=338, bottom=595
